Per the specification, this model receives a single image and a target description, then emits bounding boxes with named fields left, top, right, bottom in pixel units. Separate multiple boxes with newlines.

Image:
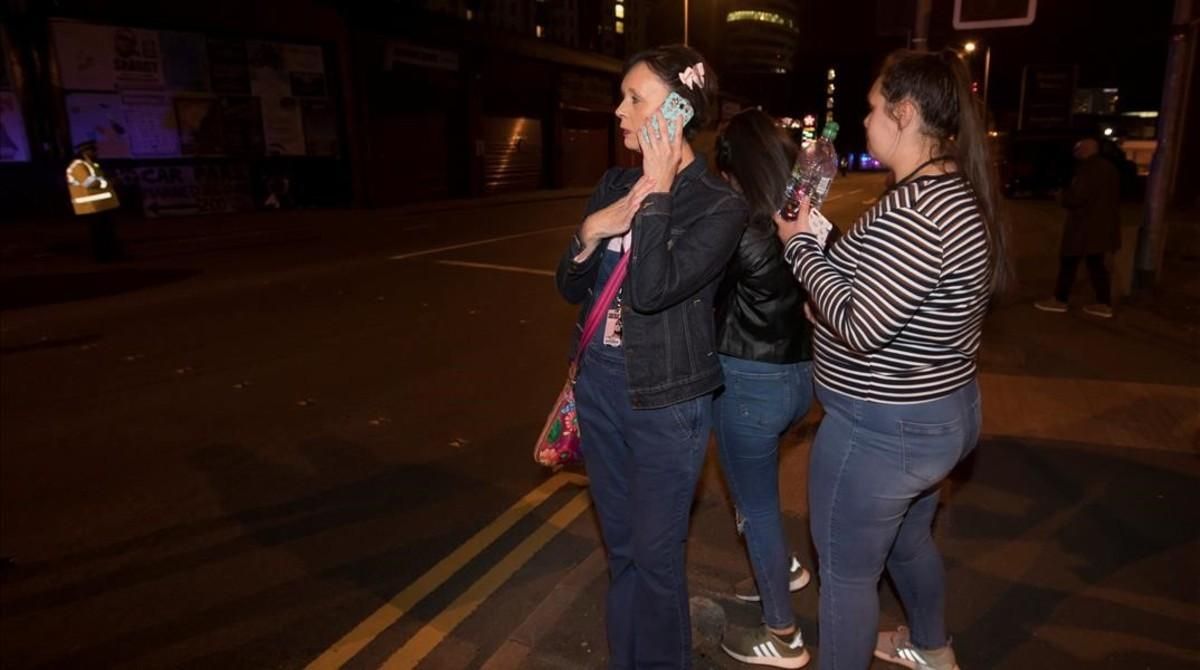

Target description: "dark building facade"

left=0, top=0, right=651, bottom=220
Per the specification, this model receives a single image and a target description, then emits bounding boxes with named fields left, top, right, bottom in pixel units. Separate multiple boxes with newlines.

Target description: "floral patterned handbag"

left=534, top=249, right=631, bottom=469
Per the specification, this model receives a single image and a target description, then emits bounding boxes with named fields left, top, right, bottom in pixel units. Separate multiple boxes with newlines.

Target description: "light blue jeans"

left=713, top=355, right=814, bottom=629
left=809, top=380, right=981, bottom=670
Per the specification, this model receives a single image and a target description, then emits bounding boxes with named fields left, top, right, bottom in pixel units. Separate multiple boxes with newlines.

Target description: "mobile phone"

left=661, top=92, right=694, bottom=138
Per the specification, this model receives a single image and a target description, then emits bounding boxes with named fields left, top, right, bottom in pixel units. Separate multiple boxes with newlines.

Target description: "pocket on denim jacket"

left=899, top=418, right=964, bottom=486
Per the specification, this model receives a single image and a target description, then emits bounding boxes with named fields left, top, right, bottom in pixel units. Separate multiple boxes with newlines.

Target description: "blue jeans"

left=809, top=381, right=981, bottom=670
left=713, top=355, right=813, bottom=629
left=575, top=345, right=712, bottom=670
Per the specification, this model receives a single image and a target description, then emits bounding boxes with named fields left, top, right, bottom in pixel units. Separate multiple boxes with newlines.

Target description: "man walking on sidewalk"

left=1035, top=138, right=1121, bottom=318
left=66, top=139, right=123, bottom=262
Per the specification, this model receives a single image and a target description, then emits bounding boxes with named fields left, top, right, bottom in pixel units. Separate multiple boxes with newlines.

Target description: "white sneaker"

left=1034, top=298, right=1068, bottom=313
left=734, top=555, right=811, bottom=602
left=1082, top=304, right=1113, bottom=318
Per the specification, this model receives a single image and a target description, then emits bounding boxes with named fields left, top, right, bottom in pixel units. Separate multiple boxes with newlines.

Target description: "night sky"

left=660, top=0, right=1177, bottom=153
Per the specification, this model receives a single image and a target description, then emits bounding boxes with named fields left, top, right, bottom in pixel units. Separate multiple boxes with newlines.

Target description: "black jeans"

left=1055, top=254, right=1110, bottom=306
left=88, top=211, right=122, bottom=262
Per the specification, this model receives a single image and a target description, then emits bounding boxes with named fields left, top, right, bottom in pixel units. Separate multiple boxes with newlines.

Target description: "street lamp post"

left=684, top=0, right=689, bottom=46
left=964, top=41, right=992, bottom=130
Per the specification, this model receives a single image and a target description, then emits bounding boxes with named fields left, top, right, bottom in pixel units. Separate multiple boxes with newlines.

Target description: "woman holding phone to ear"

left=555, top=44, right=747, bottom=669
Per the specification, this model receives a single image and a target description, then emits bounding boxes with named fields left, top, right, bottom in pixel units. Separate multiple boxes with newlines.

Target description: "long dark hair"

left=715, top=109, right=797, bottom=224
left=625, top=45, right=717, bottom=140
left=879, top=48, right=1010, bottom=297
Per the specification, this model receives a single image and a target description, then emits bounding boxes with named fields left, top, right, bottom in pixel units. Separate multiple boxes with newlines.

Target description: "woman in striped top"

left=775, top=49, right=1009, bottom=670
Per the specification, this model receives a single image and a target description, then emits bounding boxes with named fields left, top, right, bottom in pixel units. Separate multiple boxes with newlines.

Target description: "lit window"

left=465, top=9, right=474, bottom=20
left=536, top=24, right=544, bottom=38
left=726, top=10, right=798, bottom=32
left=615, top=4, right=624, bottom=18
left=827, top=83, right=835, bottom=94
left=827, top=69, right=836, bottom=80
left=616, top=20, right=624, bottom=33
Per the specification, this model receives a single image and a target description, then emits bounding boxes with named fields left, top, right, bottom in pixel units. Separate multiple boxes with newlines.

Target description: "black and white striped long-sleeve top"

left=783, top=174, right=992, bottom=404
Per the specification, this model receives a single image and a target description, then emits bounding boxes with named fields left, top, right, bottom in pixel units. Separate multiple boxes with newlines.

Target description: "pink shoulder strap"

left=576, top=249, right=631, bottom=364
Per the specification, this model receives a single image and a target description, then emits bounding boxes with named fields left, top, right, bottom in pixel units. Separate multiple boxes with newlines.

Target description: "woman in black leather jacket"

left=711, top=109, right=817, bottom=669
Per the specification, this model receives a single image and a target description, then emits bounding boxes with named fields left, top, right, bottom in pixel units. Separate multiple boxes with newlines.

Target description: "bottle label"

left=817, top=176, right=832, bottom=196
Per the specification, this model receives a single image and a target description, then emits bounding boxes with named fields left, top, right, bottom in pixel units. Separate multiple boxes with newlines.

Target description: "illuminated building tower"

left=723, top=1, right=799, bottom=76
left=721, top=0, right=800, bottom=108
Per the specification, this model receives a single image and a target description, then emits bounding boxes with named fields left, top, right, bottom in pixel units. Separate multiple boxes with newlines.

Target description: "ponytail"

left=880, top=49, right=1011, bottom=298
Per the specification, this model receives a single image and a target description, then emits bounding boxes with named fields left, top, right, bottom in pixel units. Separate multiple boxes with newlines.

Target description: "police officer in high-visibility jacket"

left=66, top=140, right=122, bottom=261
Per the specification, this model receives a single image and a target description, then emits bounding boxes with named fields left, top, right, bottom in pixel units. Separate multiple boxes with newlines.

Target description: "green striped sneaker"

left=720, top=625, right=810, bottom=668
left=874, top=626, right=960, bottom=670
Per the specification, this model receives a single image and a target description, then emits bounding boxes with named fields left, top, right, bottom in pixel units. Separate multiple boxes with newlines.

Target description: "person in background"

left=65, top=139, right=122, bottom=262
left=1034, top=137, right=1121, bottom=318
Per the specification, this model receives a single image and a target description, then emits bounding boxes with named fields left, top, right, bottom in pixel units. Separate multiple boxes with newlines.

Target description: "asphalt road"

left=0, top=175, right=884, bottom=669
left=4, top=173, right=1196, bottom=670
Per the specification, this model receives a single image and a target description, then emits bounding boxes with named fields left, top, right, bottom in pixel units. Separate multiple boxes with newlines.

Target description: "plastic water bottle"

left=782, top=121, right=840, bottom=220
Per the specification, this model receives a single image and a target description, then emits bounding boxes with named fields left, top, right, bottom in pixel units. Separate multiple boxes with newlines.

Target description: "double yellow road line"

left=306, top=472, right=590, bottom=670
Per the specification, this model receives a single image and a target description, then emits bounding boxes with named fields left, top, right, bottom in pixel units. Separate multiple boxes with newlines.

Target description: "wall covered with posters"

left=51, top=19, right=344, bottom=216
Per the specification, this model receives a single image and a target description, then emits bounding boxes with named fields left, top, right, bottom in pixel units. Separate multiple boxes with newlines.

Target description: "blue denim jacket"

left=556, top=158, right=748, bottom=409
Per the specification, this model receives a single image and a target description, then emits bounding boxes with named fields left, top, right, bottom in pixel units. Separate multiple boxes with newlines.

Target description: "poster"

left=112, top=27, right=163, bottom=89
left=122, top=93, right=180, bottom=157
left=301, top=99, right=338, bottom=157
left=66, top=92, right=132, bottom=157
left=121, top=162, right=252, bottom=217
left=53, top=22, right=163, bottom=90
left=220, top=96, right=265, bottom=156
left=175, top=97, right=224, bottom=155
left=194, top=162, right=253, bottom=213
left=53, top=21, right=118, bottom=90
left=208, top=37, right=249, bottom=95
left=285, top=44, right=326, bottom=97
left=132, top=165, right=200, bottom=217
left=290, top=72, right=327, bottom=98
left=160, top=31, right=210, bottom=92
left=261, top=96, right=305, bottom=156
left=283, top=45, right=324, bottom=74
left=0, top=92, right=31, bottom=162
left=247, top=41, right=290, bottom=98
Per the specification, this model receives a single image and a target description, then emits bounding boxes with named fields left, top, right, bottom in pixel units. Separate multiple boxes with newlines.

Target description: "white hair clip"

left=678, top=63, right=705, bottom=90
